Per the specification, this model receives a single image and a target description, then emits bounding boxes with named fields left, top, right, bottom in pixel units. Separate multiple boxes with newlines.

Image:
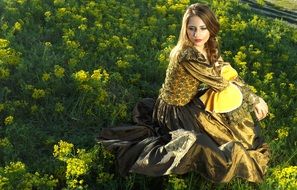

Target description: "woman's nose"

left=194, top=30, right=199, bottom=37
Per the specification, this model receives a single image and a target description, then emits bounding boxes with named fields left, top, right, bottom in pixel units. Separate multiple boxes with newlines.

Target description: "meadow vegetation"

left=0, top=0, right=296, bottom=189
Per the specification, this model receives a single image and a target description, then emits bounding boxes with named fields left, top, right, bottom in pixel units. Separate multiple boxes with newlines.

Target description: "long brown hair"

left=170, top=3, right=220, bottom=65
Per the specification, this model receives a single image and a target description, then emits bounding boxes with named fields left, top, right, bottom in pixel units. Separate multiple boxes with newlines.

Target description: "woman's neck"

left=195, top=46, right=207, bottom=57
left=194, top=46, right=205, bottom=54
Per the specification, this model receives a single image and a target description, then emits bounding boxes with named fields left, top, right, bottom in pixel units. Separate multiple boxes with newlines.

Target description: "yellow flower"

left=4, top=116, right=14, bottom=125
left=66, top=158, right=88, bottom=178
left=102, top=70, right=109, bottom=83
left=0, top=68, right=10, bottom=79
left=95, top=90, right=108, bottom=104
left=0, top=138, right=12, bottom=148
left=53, top=140, right=74, bottom=161
left=44, top=41, right=52, bottom=48
left=271, top=166, right=297, bottom=189
left=0, top=176, right=9, bottom=188
left=67, top=179, right=84, bottom=189
left=90, top=68, right=109, bottom=83
left=4, top=161, right=26, bottom=173
left=32, top=89, right=46, bottom=99
left=264, top=72, right=274, bottom=83
left=0, top=39, right=9, bottom=48
left=79, top=84, right=93, bottom=93
left=73, top=70, right=88, bottom=82
left=42, top=73, right=51, bottom=81
left=78, top=50, right=86, bottom=59
left=1, top=23, right=9, bottom=31
left=116, top=59, right=130, bottom=69
left=91, top=69, right=102, bottom=81
left=54, top=0, right=65, bottom=5
left=13, top=22, right=22, bottom=31
left=44, top=11, right=51, bottom=18
left=78, top=24, right=87, bottom=31
left=57, top=8, right=67, bottom=16
left=66, top=40, right=79, bottom=49
left=276, top=127, right=289, bottom=140
left=17, top=0, right=26, bottom=4
left=54, top=65, right=65, bottom=78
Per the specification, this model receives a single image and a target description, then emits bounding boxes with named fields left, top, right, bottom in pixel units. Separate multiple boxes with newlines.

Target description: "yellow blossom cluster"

left=73, top=68, right=109, bottom=84
left=0, top=138, right=12, bottom=150
left=0, top=176, right=9, bottom=189
left=44, top=41, right=52, bottom=48
left=0, top=68, right=10, bottom=79
left=78, top=84, right=93, bottom=93
left=53, top=140, right=74, bottom=161
left=44, top=11, right=51, bottom=22
left=0, top=38, right=10, bottom=48
left=271, top=166, right=297, bottom=189
left=4, top=161, right=26, bottom=173
left=73, top=70, right=88, bottom=82
left=66, top=158, right=88, bottom=178
left=67, top=179, right=84, bottom=189
left=91, top=68, right=109, bottom=83
left=42, top=73, right=51, bottom=82
left=0, top=162, right=26, bottom=188
left=276, top=127, right=289, bottom=140
left=32, top=89, right=46, bottom=99
left=13, top=22, right=22, bottom=32
left=54, top=65, right=65, bottom=78
left=4, top=116, right=14, bottom=126
left=53, top=140, right=90, bottom=189
left=0, top=161, right=58, bottom=189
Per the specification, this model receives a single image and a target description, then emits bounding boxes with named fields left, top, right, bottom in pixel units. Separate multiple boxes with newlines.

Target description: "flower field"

left=0, top=0, right=296, bottom=189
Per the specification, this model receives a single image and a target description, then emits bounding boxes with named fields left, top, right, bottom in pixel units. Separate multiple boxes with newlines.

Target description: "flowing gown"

left=98, top=47, right=270, bottom=183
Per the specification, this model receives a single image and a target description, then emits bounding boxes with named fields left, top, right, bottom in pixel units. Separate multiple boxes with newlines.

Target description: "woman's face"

left=186, top=16, right=210, bottom=50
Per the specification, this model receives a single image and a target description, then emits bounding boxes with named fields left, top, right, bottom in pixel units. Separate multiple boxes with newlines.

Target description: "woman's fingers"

left=254, top=98, right=269, bottom=120
left=255, top=107, right=264, bottom=120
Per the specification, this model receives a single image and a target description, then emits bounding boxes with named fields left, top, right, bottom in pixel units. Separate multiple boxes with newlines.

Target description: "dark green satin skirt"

left=98, top=96, right=270, bottom=183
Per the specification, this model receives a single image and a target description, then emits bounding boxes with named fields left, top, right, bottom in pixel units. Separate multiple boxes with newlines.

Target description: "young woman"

left=99, top=3, right=270, bottom=183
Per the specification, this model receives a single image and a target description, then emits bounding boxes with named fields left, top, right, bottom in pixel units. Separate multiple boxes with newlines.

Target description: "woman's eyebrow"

left=188, top=24, right=206, bottom=27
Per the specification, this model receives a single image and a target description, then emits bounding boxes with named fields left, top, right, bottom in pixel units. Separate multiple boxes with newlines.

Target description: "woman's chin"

left=194, top=44, right=205, bottom=50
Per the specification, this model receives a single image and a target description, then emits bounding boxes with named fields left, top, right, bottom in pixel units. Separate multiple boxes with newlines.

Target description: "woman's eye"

left=200, top=27, right=207, bottom=30
left=188, top=27, right=196, bottom=31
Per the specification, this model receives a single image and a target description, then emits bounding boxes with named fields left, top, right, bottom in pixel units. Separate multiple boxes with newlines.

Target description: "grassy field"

left=0, top=0, right=297, bottom=189
left=264, top=0, right=297, bottom=11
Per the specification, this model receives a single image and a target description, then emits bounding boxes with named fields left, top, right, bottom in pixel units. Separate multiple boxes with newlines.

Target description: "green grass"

left=0, top=0, right=297, bottom=189
left=265, top=0, right=297, bottom=11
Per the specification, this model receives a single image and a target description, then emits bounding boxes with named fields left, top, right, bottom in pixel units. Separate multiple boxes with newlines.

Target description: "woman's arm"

left=179, top=47, right=229, bottom=92
left=216, top=58, right=269, bottom=120
left=182, top=61, right=229, bottom=92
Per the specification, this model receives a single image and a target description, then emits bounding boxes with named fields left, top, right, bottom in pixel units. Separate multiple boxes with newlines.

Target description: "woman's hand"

left=253, top=98, right=269, bottom=121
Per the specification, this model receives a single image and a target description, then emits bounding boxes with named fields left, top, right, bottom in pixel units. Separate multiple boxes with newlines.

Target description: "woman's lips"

left=195, top=39, right=202, bottom=42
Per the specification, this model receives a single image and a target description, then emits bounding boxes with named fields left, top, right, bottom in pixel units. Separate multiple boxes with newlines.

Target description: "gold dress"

left=98, top=46, right=270, bottom=183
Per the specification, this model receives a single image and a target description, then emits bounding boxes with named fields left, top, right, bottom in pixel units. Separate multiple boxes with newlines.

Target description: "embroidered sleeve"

left=233, top=76, right=260, bottom=111
left=178, top=47, right=229, bottom=92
